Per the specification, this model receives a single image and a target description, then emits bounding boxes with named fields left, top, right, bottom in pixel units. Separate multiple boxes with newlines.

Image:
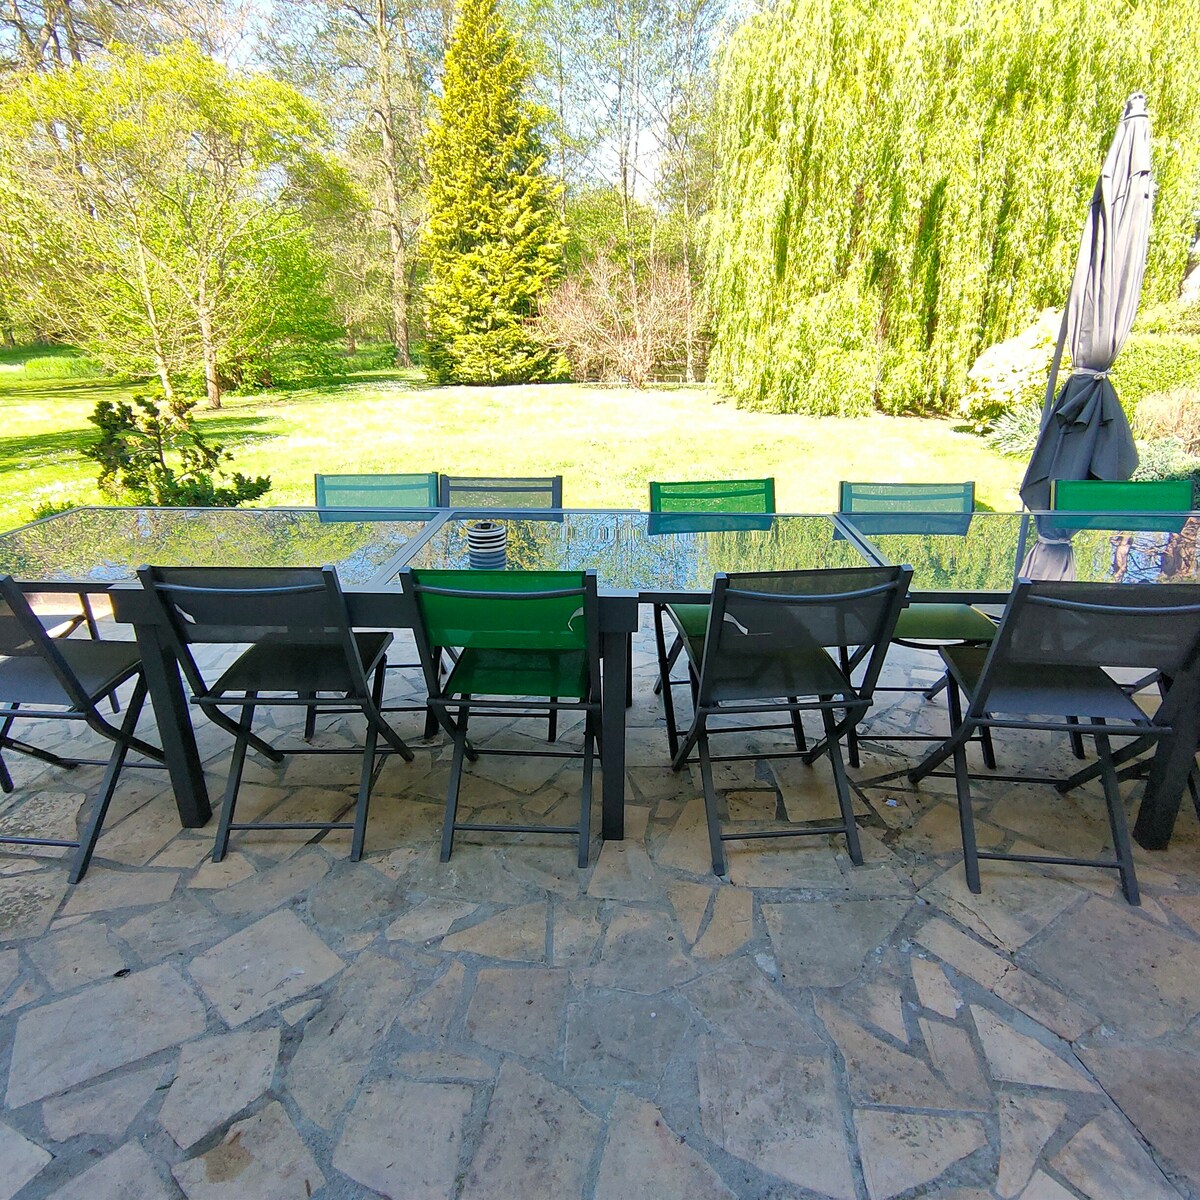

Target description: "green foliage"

left=1110, top=333, right=1200, bottom=416
left=84, top=394, right=272, bottom=507
left=422, top=0, right=567, bottom=385
left=707, top=0, right=1200, bottom=417
left=20, top=354, right=106, bottom=380
left=1132, top=437, right=1200, bottom=503
left=987, top=400, right=1044, bottom=459
left=30, top=498, right=83, bottom=521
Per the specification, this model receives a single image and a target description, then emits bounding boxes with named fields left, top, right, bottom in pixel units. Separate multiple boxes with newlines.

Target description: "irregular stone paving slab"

left=912, top=956, right=961, bottom=1018
left=668, top=879, right=712, bottom=944
left=186, top=854, right=255, bottom=889
left=288, top=951, right=414, bottom=1128
left=696, top=1036, right=855, bottom=1199
left=991, top=965, right=1097, bottom=1042
left=1051, top=1111, right=1180, bottom=1200
left=550, top=898, right=603, bottom=967
left=307, top=862, right=395, bottom=932
left=1019, top=1171, right=1078, bottom=1200
left=42, top=1064, right=163, bottom=1141
left=387, top=897, right=478, bottom=943
left=1162, top=894, right=1200, bottom=937
left=656, top=798, right=718, bottom=875
left=565, top=992, right=688, bottom=1086
left=0, top=872, right=68, bottom=941
left=997, top=1096, right=1067, bottom=1199
left=855, top=1110, right=986, bottom=1200
left=595, top=1092, right=736, bottom=1200
left=114, top=893, right=230, bottom=964
left=48, top=1142, right=174, bottom=1200
left=0, top=980, right=41, bottom=1014
left=0, top=947, right=19, bottom=994
left=915, top=917, right=1010, bottom=988
left=402, top=845, right=537, bottom=905
left=725, top=839, right=849, bottom=889
left=818, top=1001, right=960, bottom=1109
left=0, top=791, right=81, bottom=854
left=585, top=908, right=696, bottom=993
left=394, top=1050, right=493, bottom=1081
left=586, top=840, right=660, bottom=902
left=466, top=966, right=569, bottom=1063
left=0, top=1120, right=51, bottom=1199
left=693, top=886, right=753, bottom=959
left=397, top=960, right=466, bottom=1039
left=1076, top=1040, right=1200, bottom=1193
left=763, top=899, right=909, bottom=987
left=60, top=866, right=179, bottom=916
left=6, top=963, right=206, bottom=1107
left=333, top=1078, right=474, bottom=1200
left=208, top=849, right=329, bottom=917
left=683, top=956, right=823, bottom=1049
left=26, top=920, right=128, bottom=992
left=1022, top=897, right=1200, bottom=1039
left=94, top=794, right=182, bottom=866
left=459, top=1061, right=601, bottom=1200
left=441, top=902, right=548, bottom=961
left=844, top=979, right=909, bottom=1044
left=188, top=909, right=343, bottom=1027
left=919, top=1018, right=989, bottom=1106
left=970, top=1006, right=1097, bottom=1092
left=919, top=862, right=1080, bottom=953
left=159, top=1027, right=281, bottom=1149
left=173, top=1100, right=325, bottom=1200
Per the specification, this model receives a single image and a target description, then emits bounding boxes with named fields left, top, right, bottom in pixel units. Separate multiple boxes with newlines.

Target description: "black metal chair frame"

left=0, top=576, right=164, bottom=882
left=138, top=565, right=414, bottom=862
left=437, top=475, right=564, bottom=509
left=907, top=581, right=1200, bottom=905
left=402, top=568, right=601, bottom=868
left=670, top=567, right=912, bottom=875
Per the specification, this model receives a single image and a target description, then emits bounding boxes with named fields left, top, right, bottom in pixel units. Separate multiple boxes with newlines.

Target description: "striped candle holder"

left=467, top=520, right=507, bottom=569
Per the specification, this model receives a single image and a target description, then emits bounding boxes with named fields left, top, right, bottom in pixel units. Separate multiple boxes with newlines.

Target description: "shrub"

left=1132, top=387, right=1200, bottom=453
left=1131, top=436, right=1200, bottom=504
left=22, top=354, right=106, bottom=380
left=30, top=498, right=83, bottom=520
left=1110, top=334, right=1200, bottom=415
left=987, top=401, right=1044, bottom=458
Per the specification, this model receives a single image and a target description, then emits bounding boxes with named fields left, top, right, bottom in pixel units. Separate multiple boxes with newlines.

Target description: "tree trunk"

left=196, top=271, right=221, bottom=409
left=134, top=240, right=176, bottom=401
left=346, top=330, right=357, bottom=355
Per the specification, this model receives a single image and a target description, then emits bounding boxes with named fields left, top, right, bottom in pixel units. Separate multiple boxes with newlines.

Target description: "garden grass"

left=0, top=357, right=1024, bottom=531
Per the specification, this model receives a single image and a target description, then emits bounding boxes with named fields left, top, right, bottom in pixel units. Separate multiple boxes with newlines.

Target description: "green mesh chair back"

left=1051, top=478, right=1193, bottom=512
left=314, top=472, right=439, bottom=509
left=438, top=476, right=563, bottom=509
left=695, top=566, right=911, bottom=705
left=839, top=481, right=974, bottom=536
left=649, top=478, right=776, bottom=514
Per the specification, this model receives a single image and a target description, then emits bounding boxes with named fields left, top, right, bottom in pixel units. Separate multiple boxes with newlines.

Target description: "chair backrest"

left=695, top=566, right=911, bottom=705
left=438, top=476, right=563, bottom=509
left=974, top=579, right=1200, bottom=717
left=839, top=481, right=975, bottom=513
left=401, top=568, right=599, bottom=694
left=1050, top=478, right=1193, bottom=513
left=314, top=472, right=439, bottom=508
left=649, top=478, right=776, bottom=514
left=0, top=576, right=92, bottom=709
left=137, top=565, right=370, bottom=698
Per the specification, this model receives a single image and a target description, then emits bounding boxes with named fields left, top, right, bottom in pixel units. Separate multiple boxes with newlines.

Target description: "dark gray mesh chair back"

left=0, top=586, right=39, bottom=660
left=0, top=578, right=85, bottom=707
left=697, top=567, right=910, bottom=701
left=995, top=581, right=1200, bottom=676
left=438, top=475, right=563, bottom=509
left=314, top=472, right=438, bottom=508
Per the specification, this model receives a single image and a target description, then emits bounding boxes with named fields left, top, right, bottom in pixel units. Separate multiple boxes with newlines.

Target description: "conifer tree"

left=422, top=0, right=566, bottom=384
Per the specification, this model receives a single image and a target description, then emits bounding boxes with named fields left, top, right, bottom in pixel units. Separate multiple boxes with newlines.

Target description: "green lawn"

left=0, top=356, right=1024, bottom=530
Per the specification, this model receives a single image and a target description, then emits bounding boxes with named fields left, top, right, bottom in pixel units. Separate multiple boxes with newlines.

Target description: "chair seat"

left=209, top=632, right=392, bottom=697
left=0, top=640, right=142, bottom=706
left=665, top=602, right=710, bottom=639
left=444, top=648, right=590, bottom=700
left=942, top=645, right=1149, bottom=722
left=894, top=603, right=996, bottom=643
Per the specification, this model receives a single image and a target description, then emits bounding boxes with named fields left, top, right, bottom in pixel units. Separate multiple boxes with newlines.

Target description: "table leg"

left=134, top=622, right=212, bottom=828
left=601, top=628, right=627, bottom=841
left=1133, top=699, right=1200, bottom=851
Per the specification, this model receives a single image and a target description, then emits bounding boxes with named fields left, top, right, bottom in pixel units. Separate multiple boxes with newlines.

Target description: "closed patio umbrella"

left=1019, top=92, right=1152, bottom=578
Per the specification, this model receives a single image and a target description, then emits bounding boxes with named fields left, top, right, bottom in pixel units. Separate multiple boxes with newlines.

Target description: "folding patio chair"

left=437, top=475, right=563, bottom=509
left=669, top=565, right=911, bottom=875
left=838, top=481, right=999, bottom=768
left=138, top=565, right=414, bottom=862
left=0, top=575, right=163, bottom=882
left=648, top=478, right=777, bottom=757
left=314, top=471, right=440, bottom=509
left=401, top=567, right=601, bottom=867
left=908, top=580, right=1200, bottom=905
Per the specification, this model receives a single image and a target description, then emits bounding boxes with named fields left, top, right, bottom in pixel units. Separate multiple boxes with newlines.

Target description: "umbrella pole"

left=1040, top=303, right=1071, bottom=430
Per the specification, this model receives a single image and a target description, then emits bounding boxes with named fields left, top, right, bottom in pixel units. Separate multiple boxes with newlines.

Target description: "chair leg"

left=351, top=707, right=381, bottom=862
left=440, top=706, right=470, bottom=863
left=69, top=676, right=148, bottom=883
left=1065, top=715, right=1087, bottom=760
left=1094, top=727, right=1140, bottom=906
left=578, top=711, right=595, bottom=868
left=625, top=634, right=633, bottom=708
left=821, top=702, right=862, bottom=865
left=696, top=720, right=726, bottom=876
left=654, top=603, right=682, bottom=759
left=786, top=698, right=807, bottom=751
left=923, top=673, right=949, bottom=701
left=0, top=750, right=11, bottom=793
left=979, top=722, right=997, bottom=770
left=213, top=694, right=256, bottom=863
left=304, top=703, right=318, bottom=742
left=547, top=701, right=558, bottom=743
left=838, top=646, right=860, bottom=768
left=364, top=664, right=415, bottom=762
left=946, top=683, right=981, bottom=894
left=78, top=595, right=120, bottom=715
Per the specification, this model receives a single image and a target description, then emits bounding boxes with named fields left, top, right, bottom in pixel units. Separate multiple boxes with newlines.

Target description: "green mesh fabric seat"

left=837, top=480, right=998, bottom=768
left=314, top=472, right=439, bottom=509
left=401, top=567, right=600, bottom=866
left=649, top=478, right=778, bottom=758
left=670, top=566, right=911, bottom=875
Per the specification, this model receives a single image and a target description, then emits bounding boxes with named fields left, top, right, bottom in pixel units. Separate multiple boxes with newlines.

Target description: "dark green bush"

left=1111, top=333, right=1200, bottom=415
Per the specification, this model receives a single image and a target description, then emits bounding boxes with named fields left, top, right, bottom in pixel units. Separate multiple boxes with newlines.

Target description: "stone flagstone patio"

left=1, top=619, right=1199, bottom=1199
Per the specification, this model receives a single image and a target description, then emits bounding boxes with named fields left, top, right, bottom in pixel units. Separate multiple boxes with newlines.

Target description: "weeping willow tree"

left=706, top=0, right=1200, bottom=416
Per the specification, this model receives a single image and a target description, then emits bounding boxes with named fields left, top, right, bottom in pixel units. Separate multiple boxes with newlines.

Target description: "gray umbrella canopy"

left=1020, top=92, right=1152, bottom=515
